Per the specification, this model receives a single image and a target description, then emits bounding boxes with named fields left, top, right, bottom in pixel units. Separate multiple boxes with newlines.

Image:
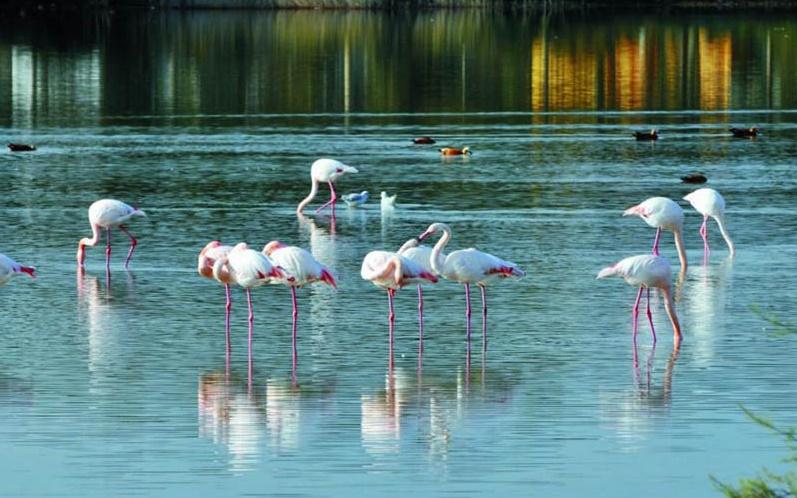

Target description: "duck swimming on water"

left=413, top=137, right=436, bottom=145
left=730, top=127, right=758, bottom=138
left=681, top=173, right=708, bottom=184
left=633, top=129, right=658, bottom=141
left=7, top=143, right=36, bottom=152
left=439, top=146, right=471, bottom=156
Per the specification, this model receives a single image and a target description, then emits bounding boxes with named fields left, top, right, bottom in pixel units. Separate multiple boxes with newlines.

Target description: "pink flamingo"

left=77, top=199, right=146, bottom=270
left=597, top=254, right=682, bottom=347
left=296, top=159, right=358, bottom=216
left=262, top=241, right=336, bottom=367
left=213, top=243, right=284, bottom=364
left=198, top=241, right=234, bottom=351
left=683, top=188, right=735, bottom=259
left=417, top=223, right=525, bottom=345
left=622, top=197, right=687, bottom=269
left=396, top=237, right=443, bottom=345
left=0, top=253, right=35, bottom=285
left=361, top=251, right=437, bottom=365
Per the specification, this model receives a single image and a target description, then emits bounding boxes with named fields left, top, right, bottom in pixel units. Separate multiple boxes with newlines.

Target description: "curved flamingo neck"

left=391, top=255, right=403, bottom=285
left=429, top=226, right=451, bottom=275
left=715, top=215, right=735, bottom=256
left=296, top=177, right=319, bottom=214
left=77, top=223, right=101, bottom=265
left=212, top=257, right=233, bottom=284
left=673, top=228, right=688, bottom=270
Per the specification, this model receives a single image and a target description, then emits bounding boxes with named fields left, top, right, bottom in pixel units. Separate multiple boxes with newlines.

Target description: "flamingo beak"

left=418, top=230, right=433, bottom=242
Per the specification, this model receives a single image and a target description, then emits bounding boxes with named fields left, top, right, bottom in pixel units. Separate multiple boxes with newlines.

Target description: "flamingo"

left=622, top=197, right=687, bottom=269
left=683, top=188, right=735, bottom=258
left=361, top=251, right=437, bottom=362
left=296, top=158, right=358, bottom=216
left=396, top=237, right=443, bottom=345
left=198, top=241, right=234, bottom=352
left=0, top=253, right=35, bottom=285
left=77, top=199, right=146, bottom=270
left=417, top=223, right=525, bottom=344
left=597, top=254, right=681, bottom=347
left=213, top=243, right=284, bottom=363
left=262, top=241, right=336, bottom=367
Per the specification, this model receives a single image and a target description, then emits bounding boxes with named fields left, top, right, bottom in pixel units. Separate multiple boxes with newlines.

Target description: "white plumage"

left=683, top=188, right=735, bottom=256
left=361, top=251, right=437, bottom=290
left=380, top=191, right=396, bottom=211
left=296, top=158, right=359, bottom=214
left=0, top=253, right=35, bottom=286
left=262, top=241, right=335, bottom=288
left=623, top=196, right=687, bottom=268
left=216, top=243, right=282, bottom=289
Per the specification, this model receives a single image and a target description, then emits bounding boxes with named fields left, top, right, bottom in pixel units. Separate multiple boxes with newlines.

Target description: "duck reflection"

left=197, top=371, right=264, bottom=472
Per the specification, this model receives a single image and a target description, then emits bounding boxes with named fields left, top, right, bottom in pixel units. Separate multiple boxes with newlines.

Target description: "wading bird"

left=683, top=188, right=735, bottom=258
left=296, top=158, right=358, bottom=216
left=213, top=243, right=284, bottom=363
left=597, top=254, right=681, bottom=347
left=77, top=199, right=146, bottom=270
left=262, top=241, right=336, bottom=366
left=623, top=197, right=687, bottom=269
left=417, top=223, right=524, bottom=344
left=0, top=253, right=35, bottom=285
left=198, top=241, right=234, bottom=351
left=396, top=237, right=444, bottom=344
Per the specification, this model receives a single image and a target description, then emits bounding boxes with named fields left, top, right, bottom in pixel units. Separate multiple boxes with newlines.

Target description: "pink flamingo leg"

left=645, top=288, right=657, bottom=342
left=700, top=215, right=710, bottom=259
left=105, top=228, right=112, bottom=270
left=315, top=181, right=338, bottom=214
left=480, top=285, right=488, bottom=348
left=224, top=284, right=232, bottom=353
left=291, top=286, right=298, bottom=371
left=651, top=228, right=662, bottom=256
left=417, top=285, right=424, bottom=350
left=118, top=225, right=138, bottom=270
left=632, top=287, right=643, bottom=342
left=388, top=288, right=395, bottom=370
left=246, top=288, right=254, bottom=366
left=464, top=283, right=472, bottom=345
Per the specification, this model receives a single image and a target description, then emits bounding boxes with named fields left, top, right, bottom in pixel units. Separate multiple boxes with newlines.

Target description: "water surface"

left=1, top=10, right=797, bottom=498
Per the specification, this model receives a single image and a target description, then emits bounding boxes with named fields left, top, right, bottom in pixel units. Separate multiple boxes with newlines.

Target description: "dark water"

left=1, top=10, right=797, bottom=498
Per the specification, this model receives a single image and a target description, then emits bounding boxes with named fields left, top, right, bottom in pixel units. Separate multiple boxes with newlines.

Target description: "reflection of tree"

left=2, top=12, right=795, bottom=120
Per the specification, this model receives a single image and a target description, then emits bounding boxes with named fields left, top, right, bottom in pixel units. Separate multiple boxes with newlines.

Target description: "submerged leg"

left=417, top=285, right=424, bottom=350
left=651, top=228, right=662, bottom=256
left=388, top=288, right=395, bottom=370
left=464, top=283, right=472, bottom=345
left=480, top=285, right=488, bottom=348
left=224, top=284, right=232, bottom=353
left=645, top=288, right=657, bottom=343
left=632, top=287, right=643, bottom=342
left=105, top=227, right=112, bottom=270
left=291, top=287, right=298, bottom=370
left=247, top=288, right=254, bottom=366
left=118, top=225, right=138, bottom=270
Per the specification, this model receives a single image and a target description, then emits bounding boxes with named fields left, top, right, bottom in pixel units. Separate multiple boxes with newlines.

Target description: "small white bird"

left=597, top=254, right=681, bottom=346
left=380, top=192, right=396, bottom=211
left=342, top=191, right=369, bottom=208
left=683, top=188, right=735, bottom=257
left=0, top=252, right=35, bottom=286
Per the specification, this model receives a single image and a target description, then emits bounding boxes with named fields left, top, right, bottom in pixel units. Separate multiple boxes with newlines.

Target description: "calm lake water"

left=1, top=10, right=797, bottom=498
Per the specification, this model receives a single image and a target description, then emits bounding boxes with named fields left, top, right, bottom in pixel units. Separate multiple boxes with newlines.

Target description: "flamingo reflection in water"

left=198, top=372, right=264, bottom=473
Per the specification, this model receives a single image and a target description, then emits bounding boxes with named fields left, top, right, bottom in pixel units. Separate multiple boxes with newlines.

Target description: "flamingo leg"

left=388, top=288, right=395, bottom=370
left=480, top=285, right=488, bottom=348
left=247, top=288, right=254, bottom=366
left=645, top=288, right=657, bottom=343
left=118, top=225, right=138, bottom=270
left=632, top=287, right=643, bottom=342
left=105, top=227, right=112, bottom=271
left=465, top=283, right=472, bottom=345
left=417, top=285, right=424, bottom=349
left=315, top=181, right=338, bottom=214
left=224, top=283, right=232, bottom=353
left=651, top=228, right=662, bottom=256
left=700, top=215, right=710, bottom=259
left=291, top=286, right=298, bottom=370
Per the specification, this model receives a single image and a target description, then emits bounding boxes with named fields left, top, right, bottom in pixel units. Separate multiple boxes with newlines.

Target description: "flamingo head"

left=596, top=264, right=619, bottom=280
left=418, top=222, right=450, bottom=242
left=622, top=204, right=646, bottom=218
left=262, top=240, right=287, bottom=256
left=231, top=242, right=249, bottom=252
left=19, top=266, right=35, bottom=279
left=200, top=240, right=222, bottom=256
